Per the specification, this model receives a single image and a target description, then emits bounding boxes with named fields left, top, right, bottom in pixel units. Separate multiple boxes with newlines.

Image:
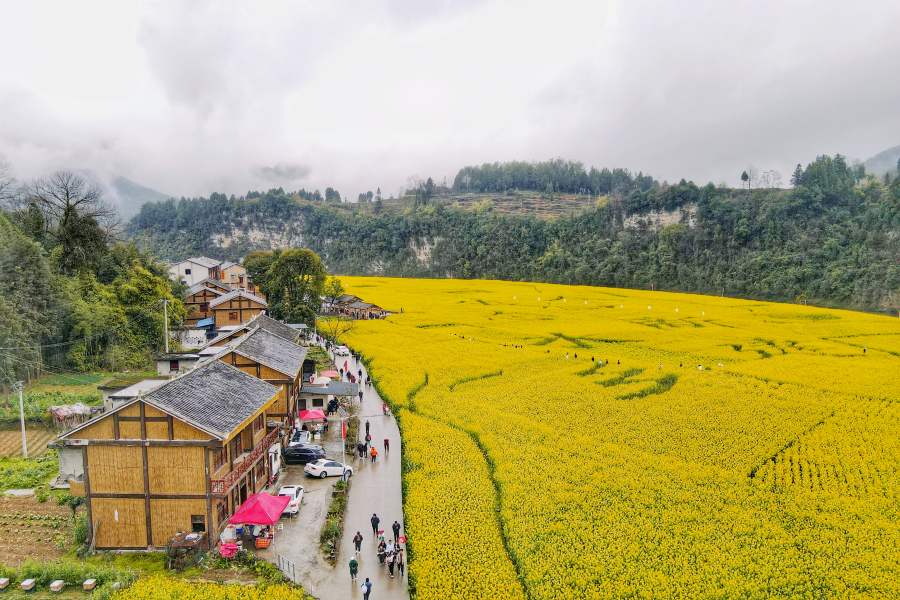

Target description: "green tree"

left=741, top=171, right=749, bottom=189
left=323, top=276, right=344, bottom=306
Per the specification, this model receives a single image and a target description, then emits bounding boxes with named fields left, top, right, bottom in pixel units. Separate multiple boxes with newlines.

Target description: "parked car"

left=290, top=431, right=311, bottom=444
left=304, top=458, right=353, bottom=479
left=283, top=446, right=325, bottom=465
left=288, top=441, right=325, bottom=453
left=277, top=485, right=304, bottom=515
left=334, top=346, right=350, bottom=356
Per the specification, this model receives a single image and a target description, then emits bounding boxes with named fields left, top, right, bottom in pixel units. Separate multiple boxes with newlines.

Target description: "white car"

left=333, top=346, right=350, bottom=356
left=278, top=485, right=304, bottom=515
left=304, top=459, right=353, bottom=479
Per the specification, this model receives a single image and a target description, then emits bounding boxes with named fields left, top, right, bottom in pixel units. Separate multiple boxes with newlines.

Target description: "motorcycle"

left=265, top=471, right=280, bottom=489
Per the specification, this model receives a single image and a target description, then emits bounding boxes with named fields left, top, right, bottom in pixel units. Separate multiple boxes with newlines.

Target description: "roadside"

left=313, top=345, right=410, bottom=600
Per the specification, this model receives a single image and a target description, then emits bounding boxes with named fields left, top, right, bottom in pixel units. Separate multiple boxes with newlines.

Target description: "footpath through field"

left=314, top=346, right=410, bottom=600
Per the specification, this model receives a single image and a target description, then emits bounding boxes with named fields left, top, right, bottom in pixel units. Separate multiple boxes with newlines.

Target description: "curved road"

left=314, top=347, right=410, bottom=600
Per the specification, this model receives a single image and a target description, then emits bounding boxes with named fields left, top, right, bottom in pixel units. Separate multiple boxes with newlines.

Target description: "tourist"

left=377, top=539, right=387, bottom=563
left=353, top=531, right=363, bottom=554
left=387, top=549, right=396, bottom=578
left=371, top=446, right=378, bottom=463
left=322, top=418, right=328, bottom=432
left=371, top=514, right=380, bottom=536
left=384, top=438, right=389, bottom=452
left=361, top=578, right=372, bottom=600
left=359, top=390, right=364, bottom=402
left=365, top=434, right=372, bottom=449
left=392, top=520, right=401, bottom=541
left=365, top=420, right=370, bottom=435
left=349, top=557, right=358, bottom=581
left=397, top=549, right=406, bottom=577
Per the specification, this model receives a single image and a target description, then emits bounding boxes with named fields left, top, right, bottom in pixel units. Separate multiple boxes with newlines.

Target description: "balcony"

left=211, top=428, right=280, bottom=494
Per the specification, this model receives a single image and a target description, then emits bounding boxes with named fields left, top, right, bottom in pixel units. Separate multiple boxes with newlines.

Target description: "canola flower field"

left=341, top=277, right=900, bottom=600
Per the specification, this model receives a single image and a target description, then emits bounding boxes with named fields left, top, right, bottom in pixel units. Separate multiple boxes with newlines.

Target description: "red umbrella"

left=298, top=409, right=327, bottom=421
left=229, top=493, right=290, bottom=525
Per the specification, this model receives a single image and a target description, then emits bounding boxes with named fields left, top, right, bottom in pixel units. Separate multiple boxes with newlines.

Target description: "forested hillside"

left=130, top=154, right=900, bottom=313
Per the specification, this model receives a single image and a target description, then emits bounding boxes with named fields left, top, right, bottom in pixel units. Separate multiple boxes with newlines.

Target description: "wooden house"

left=219, top=262, right=262, bottom=298
left=346, top=301, right=392, bottom=320
left=184, top=280, right=232, bottom=328
left=201, top=313, right=301, bottom=350
left=50, top=360, right=281, bottom=550
left=216, top=328, right=313, bottom=427
left=155, top=353, right=202, bottom=376
left=210, top=291, right=268, bottom=328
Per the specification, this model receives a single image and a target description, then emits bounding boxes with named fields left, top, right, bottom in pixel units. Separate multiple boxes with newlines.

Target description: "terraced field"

left=342, top=277, right=900, bottom=600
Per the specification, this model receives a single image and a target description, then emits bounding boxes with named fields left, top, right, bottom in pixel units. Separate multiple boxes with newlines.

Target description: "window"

left=238, top=276, right=244, bottom=284
left=312, top=398, right=324, bottom=408
left=212, top=447, right=227, bottom=472
left=200, top=303, right=209, bottom=312
left=191, top=515, right=206, bottom=533
left=185, top=268, right=191, bottom=275
left=253, top=414, right=264, bottom=434
left=169, top=360, right=179, bottom=372
left=216, top=501, right=227, bottom=525
left=229, top=311, right=239, bottom=322
left=231, top=435, right=243, bottom=458
left=298, top=398, right=307, bottom=410
left=254, top=459, right=265, bottom=482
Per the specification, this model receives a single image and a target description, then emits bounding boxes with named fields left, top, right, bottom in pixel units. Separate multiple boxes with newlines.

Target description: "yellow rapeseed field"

left=342, top=278, right=900, bottom=600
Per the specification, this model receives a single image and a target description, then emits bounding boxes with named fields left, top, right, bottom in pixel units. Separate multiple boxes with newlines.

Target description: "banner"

left=342, top=421, right=346, bottom=440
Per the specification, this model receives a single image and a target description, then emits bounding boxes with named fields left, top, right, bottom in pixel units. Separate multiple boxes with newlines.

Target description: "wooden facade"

left=55, top=371, right=281, bottom=550
left=184, top=287, right=222, bottom=328
left=211, top=293, right=268, bottom=328
left=217, top=352, right=303, bottom=426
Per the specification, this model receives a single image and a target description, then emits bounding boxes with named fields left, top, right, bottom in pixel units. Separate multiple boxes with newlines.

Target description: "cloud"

left=252, top=163, right=311, bottom=184
left=0, top=0, right=898, bottom=201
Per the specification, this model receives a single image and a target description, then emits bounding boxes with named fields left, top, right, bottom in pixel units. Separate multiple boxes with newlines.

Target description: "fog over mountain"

left=1, top=0, right=899, bottom=199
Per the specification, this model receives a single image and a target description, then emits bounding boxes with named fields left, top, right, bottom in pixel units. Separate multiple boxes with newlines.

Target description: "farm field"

left=342, top=277, right=900, bottom=600
left=0, top=427, right=57, bottom=459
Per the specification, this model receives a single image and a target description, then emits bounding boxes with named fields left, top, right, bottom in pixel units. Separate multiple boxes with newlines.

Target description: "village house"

left=298, top=380, right=358, bottom=411
left=210, top=290, right=268, bottom=328
left=219, top=262, right=262, bottom=297
left=183, top=279, right=233, bottom=328
left=168, top=257, right=222, bottom=287
left=155, top=353, right=202, bottom=376
left=345, top=300, right=393, bottom=320
left=215, top=327, right=314, bottom=427
left=51, top=360, right=281, bottom=550
left=201, top=313, right=302, bottom=350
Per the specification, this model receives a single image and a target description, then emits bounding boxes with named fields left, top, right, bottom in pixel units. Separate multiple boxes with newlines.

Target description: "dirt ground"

left=0, top=427, right=57, bottom=458
left=0, top=495, right=77, bottom=567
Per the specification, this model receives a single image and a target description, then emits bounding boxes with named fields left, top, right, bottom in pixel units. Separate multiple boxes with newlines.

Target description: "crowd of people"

left=348, top=514, right=406, bottom=589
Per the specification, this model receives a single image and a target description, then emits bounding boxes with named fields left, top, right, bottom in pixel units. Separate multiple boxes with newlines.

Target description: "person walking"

left=384, top=438, right=389, bottom=452
left=349, top=557, right=358, bottom=581
left=365, top=434, right=372, bottom=449
left=387, top=549, right=396, bottom=578
left=365, top=420, right=370, bottom=435
left=359, top=390, right=364, bottom=403
left=370, top=446, right=378, bottom=463
left=353, top=531, right=363, bottom=554
left=392, top=520, right=400, bottom=542
left=357, top=442, right=365, bottom=459
left=358, top=368, right=363, bottom=379
left=361, top=578, right=372, bottom=600
left=371, top=514, right=380, bottom=537
left=397, top=549, right=405, bottom=578
left=340, top=368, right=344, bottom=377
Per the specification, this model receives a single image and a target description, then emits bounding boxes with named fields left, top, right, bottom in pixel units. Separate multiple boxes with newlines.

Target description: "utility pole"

left=163, top=299, right=169, bottom=354
left=15, top=381, right=27, bottom=458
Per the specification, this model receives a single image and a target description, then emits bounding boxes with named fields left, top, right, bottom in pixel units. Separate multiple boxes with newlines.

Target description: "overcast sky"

left=1, top=0, right=899, bottom=201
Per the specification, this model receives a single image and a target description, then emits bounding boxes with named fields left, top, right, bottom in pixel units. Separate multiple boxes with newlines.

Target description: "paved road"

left=313, top=348, right=410, bottom=600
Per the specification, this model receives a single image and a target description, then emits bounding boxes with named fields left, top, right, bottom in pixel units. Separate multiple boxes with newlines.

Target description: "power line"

left=0, top=351, right=110, bottom=387
left=0, top=300, right=165, bottom=350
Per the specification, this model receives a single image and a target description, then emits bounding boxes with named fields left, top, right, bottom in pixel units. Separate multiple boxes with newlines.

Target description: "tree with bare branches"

left=25, top=171, right=120, bottom=273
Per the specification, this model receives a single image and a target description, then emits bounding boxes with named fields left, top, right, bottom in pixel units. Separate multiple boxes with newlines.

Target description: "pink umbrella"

left=298, top=409, right=327, bottom=421
left=321, top=370, right=339, bottom=378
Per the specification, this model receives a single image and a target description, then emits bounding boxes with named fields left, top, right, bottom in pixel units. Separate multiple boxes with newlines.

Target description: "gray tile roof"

left=349, top=301, right=375, bottom=309
left=300, top=382, right=359, bottom=396
left=142, top=360, right=278, bottom=438
left=189, top=256, right=221, bottom=268
left=60, top=360, right=278, bottom=440
left=336, top=294, right=360, bottom=303
left=200, top=314, right=297, bottom=350
left=229, top=328, right=308, bottom=377
left=209, top=289, right=268, bottom=308
left=187, top=280, right=229, bottom=297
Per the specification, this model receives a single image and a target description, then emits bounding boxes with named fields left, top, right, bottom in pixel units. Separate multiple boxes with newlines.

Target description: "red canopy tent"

left=229, top=493, right=290, bottom=525
left=298, top=409, right=327, bottom=421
